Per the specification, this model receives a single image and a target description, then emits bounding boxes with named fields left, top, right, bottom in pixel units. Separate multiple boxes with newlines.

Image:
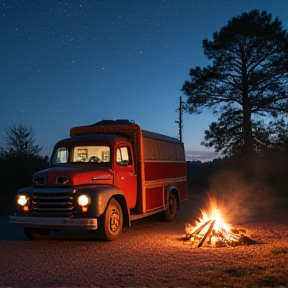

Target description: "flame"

left=185, top=197, right=238, bottom=247
left=184, top=195, right=256, bottom=247
left=198, top=204, right=230, bottom=233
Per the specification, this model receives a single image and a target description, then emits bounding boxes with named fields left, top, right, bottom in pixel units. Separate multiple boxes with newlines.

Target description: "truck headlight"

left=17, top=195, right=28, bottom=206
left=78, top=194, right=90, bottom=207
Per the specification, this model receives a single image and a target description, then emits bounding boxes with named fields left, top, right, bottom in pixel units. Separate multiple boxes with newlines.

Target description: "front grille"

left=32, top=191, right=76, bottom=217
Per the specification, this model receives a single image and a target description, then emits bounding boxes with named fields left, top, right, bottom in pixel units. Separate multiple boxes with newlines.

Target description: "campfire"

left=184, top=197, right=256, bottom=248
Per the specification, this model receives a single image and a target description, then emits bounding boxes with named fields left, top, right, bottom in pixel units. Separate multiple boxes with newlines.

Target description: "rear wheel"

left=99, top=198, right=123, bottom=241
left=163, top=192, right=177, bottom=222
left=24, top=228, right=50, bottom=240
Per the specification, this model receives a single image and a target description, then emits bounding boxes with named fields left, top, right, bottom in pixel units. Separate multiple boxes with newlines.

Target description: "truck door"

left=114, top=145, right=137, bottom=208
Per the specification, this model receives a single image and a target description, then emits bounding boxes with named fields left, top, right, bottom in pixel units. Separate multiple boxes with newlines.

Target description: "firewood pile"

left=184, top=218, right=257, bottom=248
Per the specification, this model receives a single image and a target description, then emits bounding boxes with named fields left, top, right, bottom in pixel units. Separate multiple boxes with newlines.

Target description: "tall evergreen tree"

left=182, top=10, right=288, bottom=157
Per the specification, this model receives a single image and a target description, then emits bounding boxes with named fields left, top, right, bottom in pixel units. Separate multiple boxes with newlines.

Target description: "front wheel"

left=24, top=228, right=50, bottom=240
left=163, top=192, right=177, bottom=222
left=99, top=198, right=123, bottom=241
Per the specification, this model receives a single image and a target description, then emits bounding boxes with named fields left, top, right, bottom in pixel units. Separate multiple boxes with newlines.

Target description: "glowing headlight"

left=17, top=195, right=28, bottom=206
left=78, top=195, right=90, bottom=207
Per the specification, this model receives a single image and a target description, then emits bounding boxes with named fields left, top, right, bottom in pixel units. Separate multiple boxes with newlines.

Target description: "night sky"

left=1, top=0, right=287, bottom=161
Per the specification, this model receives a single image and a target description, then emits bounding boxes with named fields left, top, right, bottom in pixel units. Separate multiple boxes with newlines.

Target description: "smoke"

left=206, top=164, right=274, bottom=225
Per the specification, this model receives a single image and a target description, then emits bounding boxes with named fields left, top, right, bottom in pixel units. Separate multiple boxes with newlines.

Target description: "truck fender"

left=80, top=185, right=130, bottom=227
left=164, top=185, right=179, bottom=210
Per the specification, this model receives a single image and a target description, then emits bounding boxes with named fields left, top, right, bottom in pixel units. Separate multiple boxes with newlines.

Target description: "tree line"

left=0, top=124, right=49, bottom=215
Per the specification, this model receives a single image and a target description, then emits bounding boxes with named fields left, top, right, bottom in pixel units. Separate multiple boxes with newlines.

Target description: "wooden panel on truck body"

left=141, top=131, right=188, bottom=212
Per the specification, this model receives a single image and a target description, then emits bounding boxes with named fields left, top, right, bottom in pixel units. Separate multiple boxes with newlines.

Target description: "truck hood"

left=33, top=165, right=113, bottom=186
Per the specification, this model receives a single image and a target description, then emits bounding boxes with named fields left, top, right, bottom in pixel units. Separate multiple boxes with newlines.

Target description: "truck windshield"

left=52, top=146, right=110, bottom=165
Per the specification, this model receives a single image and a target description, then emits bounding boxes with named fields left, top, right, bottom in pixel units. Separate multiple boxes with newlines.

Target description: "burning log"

left=214, top=227, right=230, bottom=247
left=184, top=219, right=211, bottom=240
left=198, top=220, right=215, bottom=248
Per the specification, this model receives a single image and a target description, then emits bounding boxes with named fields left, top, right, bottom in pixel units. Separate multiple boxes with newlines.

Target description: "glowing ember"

left=184, top=199, right=256, bottom=248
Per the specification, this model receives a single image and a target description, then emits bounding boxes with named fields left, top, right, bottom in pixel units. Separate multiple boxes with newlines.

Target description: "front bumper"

left=10, top=216, right=97, bottom=230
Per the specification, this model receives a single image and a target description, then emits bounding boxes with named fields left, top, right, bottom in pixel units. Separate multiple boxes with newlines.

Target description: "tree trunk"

left=243, top=104, right=253, bottom=156
left=242, top=63, right=254, bottom=157
left=243, top=87, right=254, bottom=157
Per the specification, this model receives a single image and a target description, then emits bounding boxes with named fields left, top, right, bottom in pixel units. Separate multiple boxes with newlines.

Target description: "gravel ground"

left=1, top=189, right=288, bottom=288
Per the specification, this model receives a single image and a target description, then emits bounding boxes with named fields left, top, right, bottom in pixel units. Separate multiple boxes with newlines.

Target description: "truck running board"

left=129, top=207, right=164, bottom=221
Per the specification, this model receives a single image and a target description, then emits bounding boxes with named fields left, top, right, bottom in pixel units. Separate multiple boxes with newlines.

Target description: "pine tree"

left=182, top=10, right=288, bottom=157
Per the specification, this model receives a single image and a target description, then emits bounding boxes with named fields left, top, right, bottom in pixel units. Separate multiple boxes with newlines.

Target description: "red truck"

left=10, top=120, right=188, bottom=240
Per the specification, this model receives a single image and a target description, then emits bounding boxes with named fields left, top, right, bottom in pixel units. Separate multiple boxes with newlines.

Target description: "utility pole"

left=176, top=96, right=185, bottom=142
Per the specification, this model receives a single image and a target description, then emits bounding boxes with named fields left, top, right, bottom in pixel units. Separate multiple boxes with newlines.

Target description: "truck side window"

left=116, top=146, right=131, bottom=166
left=53, top=148, right=69, bottom=164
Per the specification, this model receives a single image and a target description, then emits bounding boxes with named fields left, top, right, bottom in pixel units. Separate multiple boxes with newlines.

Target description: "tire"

left=99, top=198, right=123, bottom=241
left=24, top=228, right=50, bottom=240
left=163, top=192, right=177, bottom=222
